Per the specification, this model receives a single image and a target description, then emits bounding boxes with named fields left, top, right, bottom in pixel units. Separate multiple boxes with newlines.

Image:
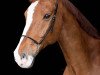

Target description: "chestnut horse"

left=14, top=0, right=100, bottom=75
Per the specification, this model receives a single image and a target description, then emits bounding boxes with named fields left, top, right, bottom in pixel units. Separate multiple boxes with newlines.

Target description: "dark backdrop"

left=1, top=0, right=99, bottom=75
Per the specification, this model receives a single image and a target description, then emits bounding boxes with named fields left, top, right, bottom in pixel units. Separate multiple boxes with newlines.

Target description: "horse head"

left=14, top=0, right=62, bottom=68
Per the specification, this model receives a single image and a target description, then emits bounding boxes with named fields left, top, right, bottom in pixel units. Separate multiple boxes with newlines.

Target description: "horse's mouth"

left=14, top=49, right=35, bottom=68
left=19, top=55, right=34, bottom=68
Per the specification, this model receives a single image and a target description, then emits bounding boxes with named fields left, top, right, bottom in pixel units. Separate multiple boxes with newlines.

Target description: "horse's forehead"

left=28, top=1, right=39, bottom=11
left=22, top=1, right=39, bottom=35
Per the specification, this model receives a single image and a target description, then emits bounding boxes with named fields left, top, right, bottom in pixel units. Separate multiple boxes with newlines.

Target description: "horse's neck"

left=58, top=19, right=91, bottom=74
left=58, top=6, right=100, bottom=75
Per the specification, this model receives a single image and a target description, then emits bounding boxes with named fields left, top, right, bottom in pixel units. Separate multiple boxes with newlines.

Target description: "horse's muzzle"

left=14, top=49, right=34, bottom=68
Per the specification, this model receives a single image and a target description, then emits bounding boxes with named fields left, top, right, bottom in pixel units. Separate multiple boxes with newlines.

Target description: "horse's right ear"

left=29, top=0, right=36, bottom=3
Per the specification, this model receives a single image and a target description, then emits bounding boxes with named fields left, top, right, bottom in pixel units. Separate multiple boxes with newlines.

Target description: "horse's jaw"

left=14, top=48, right=34, bottom=68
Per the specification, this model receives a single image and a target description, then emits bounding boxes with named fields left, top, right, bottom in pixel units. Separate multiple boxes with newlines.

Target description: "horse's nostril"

left=21, top=53, right=27, bottom=59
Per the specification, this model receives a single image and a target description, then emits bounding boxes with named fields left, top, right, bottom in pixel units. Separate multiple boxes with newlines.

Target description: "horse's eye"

left=43, top=13, right=51, bottom=19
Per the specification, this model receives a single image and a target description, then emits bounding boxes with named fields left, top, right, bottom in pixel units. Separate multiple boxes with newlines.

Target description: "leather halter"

left=22, top=0, right=58, bottom=45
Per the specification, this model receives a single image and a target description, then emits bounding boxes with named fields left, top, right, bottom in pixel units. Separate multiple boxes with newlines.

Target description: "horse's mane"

left=62, top=0, right=100, bottom=39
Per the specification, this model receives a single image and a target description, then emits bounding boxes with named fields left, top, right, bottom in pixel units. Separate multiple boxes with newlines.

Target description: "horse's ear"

left=29, top=0, right=36, bottom=3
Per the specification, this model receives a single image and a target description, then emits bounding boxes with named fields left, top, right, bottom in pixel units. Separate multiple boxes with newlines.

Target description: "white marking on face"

left=14, top=1, right=39, bottom=68
left=22, top=1, right=38, bottom=35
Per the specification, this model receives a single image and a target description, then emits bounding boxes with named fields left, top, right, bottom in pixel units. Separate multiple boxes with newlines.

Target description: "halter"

left=22, top=0, right=58, bottom=45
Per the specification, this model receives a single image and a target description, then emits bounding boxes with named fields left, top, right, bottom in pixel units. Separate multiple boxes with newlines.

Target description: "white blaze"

left=23, top=1, right=38, bottom=35
left=14, top=1, right=39, bottom=68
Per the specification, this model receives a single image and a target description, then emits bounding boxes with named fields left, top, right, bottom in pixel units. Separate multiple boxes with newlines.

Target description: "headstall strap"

left=22, top=35, right=39, bottom=44
left=22, top=0, right=58, bottom=44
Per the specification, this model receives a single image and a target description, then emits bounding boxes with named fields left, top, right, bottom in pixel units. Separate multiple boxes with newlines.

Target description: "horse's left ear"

left=29, top=0, right=37, bottom=3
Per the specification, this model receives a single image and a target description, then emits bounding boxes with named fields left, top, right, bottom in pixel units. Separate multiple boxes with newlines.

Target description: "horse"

left=14, top=0, right=100, bottom=75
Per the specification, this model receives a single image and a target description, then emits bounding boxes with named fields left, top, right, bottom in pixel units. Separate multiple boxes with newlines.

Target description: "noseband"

left=22, top=0, right=58, bottom=45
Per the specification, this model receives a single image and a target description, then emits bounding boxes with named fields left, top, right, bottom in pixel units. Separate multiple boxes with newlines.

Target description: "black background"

left=1, top=0, right=100, bottom=75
